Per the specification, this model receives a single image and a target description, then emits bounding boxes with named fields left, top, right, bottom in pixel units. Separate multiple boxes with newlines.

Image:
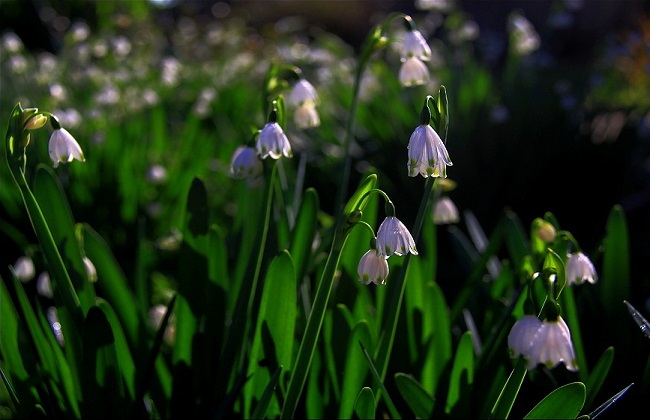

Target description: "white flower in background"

left=376, top=217, right=418, bottom=257
left=508, top=12, right=540, bottom=56
left=566, top=252, right=598, bottom=285
left=508, top=315, right=542, bottom=359
left=149, top=304, right=176, bottom=345
left=230, top=146, right=263, bottom=180
left=401, top=29, right=432, bottom=62
left=83, top=256, right=97, bottom=283
left=399, top=56, right=429, bottom=87
left=289, top=79, right=320, bottom=129
left=48, top=127, right=85, bottom=168
left=288, top=79, right=318, bottom=107
left=357, top=249, right=390, bottom=285
left=415, top=0, right=456, bottom=12
left=37, top=272, right=53, bottom=298
left=12, top=256, right=35, bottom=283
left=294, top=103, right=320, bottom=129
left=527, top=316, right=578, bottom=371
left=256, top=122, right=292, bottom=159
left=47, top=306, right=64, bottom=346
left=407, top=123, right=452, bottom=178
left=147, top=164, right=168, bottom=184
left=433, top=196, right=460, bottom=224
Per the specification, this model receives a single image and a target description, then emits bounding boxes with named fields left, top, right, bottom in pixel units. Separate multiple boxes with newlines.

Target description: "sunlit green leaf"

left=395, top=373, right=434, bottom=419
left=524, top=382, right=585, bottom=419
left=446, top=331, right=475, bottom=417
left=354, top=387, right=375, bottom=420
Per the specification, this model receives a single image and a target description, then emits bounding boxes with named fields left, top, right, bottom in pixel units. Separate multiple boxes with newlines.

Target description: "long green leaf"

left=244, top=250, right=296, bottom=418
left=81, top=305, right=126, bottom=419
left=33, top=165, right=96, bottom=312
left=251, top=366, right=283, bottom=419
left=10, top=274, right=70, bottom=416
left=489, top=357, right=527, bottom=419
left=394, top=373, right=434, bottom=419
left=354, top=387, right=376, bottom=420
left=584, top=346, right=614, bottom=411
left=601, top=205, right=631, bottom=342
left=288, top=188, right=319, bottom=289
left=338, top=320, right=373, bottom=419
left=524, top=382, right=585, bottom=419
left=0, top=277, right=48, bottom=417
left=446, top=331, right=475, bottom=417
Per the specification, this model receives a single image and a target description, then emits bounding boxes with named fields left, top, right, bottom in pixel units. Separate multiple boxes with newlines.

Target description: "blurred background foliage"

left=1, top=0, right=650, bottom=416
left=2, top=0, right=648, bottom=298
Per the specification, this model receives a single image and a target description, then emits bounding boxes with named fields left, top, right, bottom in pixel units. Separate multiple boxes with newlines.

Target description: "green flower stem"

left=333, top=14, right=404, bottom=221
left=214, top=162, right=277, bottom=396
left=489, top=357, right=527, bottom=419
left=4, top=104, right=83, bottom=327
left=374, top=176, right=438, bottom=385
left=281, top=226, right=350, bottom=419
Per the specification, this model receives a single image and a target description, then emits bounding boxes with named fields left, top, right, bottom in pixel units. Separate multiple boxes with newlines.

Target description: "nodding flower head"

left=407, top=124, right=452, bottom=178
left=288, top=79, right=318, bottom=107
left=357, top=249, right=390, bottom=285
left=399, top=56, right=429, bottom=87
left=230, top=146, right=263, bottom=180
left=376, top=216, right=418, bottom=257
left=256, top=122, right=292, bottom=159
left=48, top=127, right=85, bottom=168
left=566, top=252, right=598, bottom=285
left=401, top=29, right=432, bottom=62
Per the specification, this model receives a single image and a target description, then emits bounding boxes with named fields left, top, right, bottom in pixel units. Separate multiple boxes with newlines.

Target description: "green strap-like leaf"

left=523, top=382, right=586, bottom=419
left=244, top=250, right=296, bottom=418
left=251, top=366, right=283, bottom=419
left=354, top=387, right=376, bottom=420
left=584, top=346, right=614, bottom=411
left=395, top=373, right=435, bottom=419
left=446, top=331, right=475, bottom=417
left=81, top=305, right=126, bottom=419
left=338, top=320, right=373, bottom=419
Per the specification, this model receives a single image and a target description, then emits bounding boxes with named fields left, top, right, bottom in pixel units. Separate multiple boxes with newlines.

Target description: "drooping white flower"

left=376, top=216, right=418, bottom=257
left=401, top=30, right=432, bottom=62
left=357, top=249, right=390, bottom=285
left=37, top=272, right=53, bottom=298
left=508, top=12, right=540, bottom=56
left=288, top=79, right=318, bottom=107
left=12, top=256, right=35, bottom=283
left=527, top=316, right=578, bottom=371
left=48, top=127, right=85, bottom=168
left=230, top=146, right=263, bottom=179
left=433, top=196, right=460, bottom=224
left=256, top=122, right=292, bottom=159
left=566, top=252, right=598, bottom=285
left=508, top=315, right=542, bottom=359
left=399, top=56, right=429, bottom=87
left=407, top=124, right=452, bottom=178
left=294, top=103, right=320, bottom=129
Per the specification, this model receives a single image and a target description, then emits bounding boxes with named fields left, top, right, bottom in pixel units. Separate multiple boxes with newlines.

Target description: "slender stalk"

left=374, top=177, right=438, bottom=383
left=281, top=227, right=349, bottom=418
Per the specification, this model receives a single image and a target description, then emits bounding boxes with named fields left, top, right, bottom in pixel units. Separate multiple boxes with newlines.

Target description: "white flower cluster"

left=508, top=315, right=578, bottom=372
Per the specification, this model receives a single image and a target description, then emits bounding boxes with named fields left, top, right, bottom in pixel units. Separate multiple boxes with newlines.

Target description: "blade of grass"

left=523, top=382, right=585, bottom=419
left=359, top=340, right=399, bottom=419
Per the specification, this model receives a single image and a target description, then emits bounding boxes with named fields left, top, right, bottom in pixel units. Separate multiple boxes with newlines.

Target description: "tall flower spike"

left=256, top=108, right=292, bottom=159
left=566, top=251, right=598, bottom=285
left=526, top=316, right=578, bottom=372
left=48, top=124, right=85, bottom=168
left=376, top=207, right=418, bottom=257
left=357, top=249, right=390, bottom=285
left=408, top=101, right=452, bottom=178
